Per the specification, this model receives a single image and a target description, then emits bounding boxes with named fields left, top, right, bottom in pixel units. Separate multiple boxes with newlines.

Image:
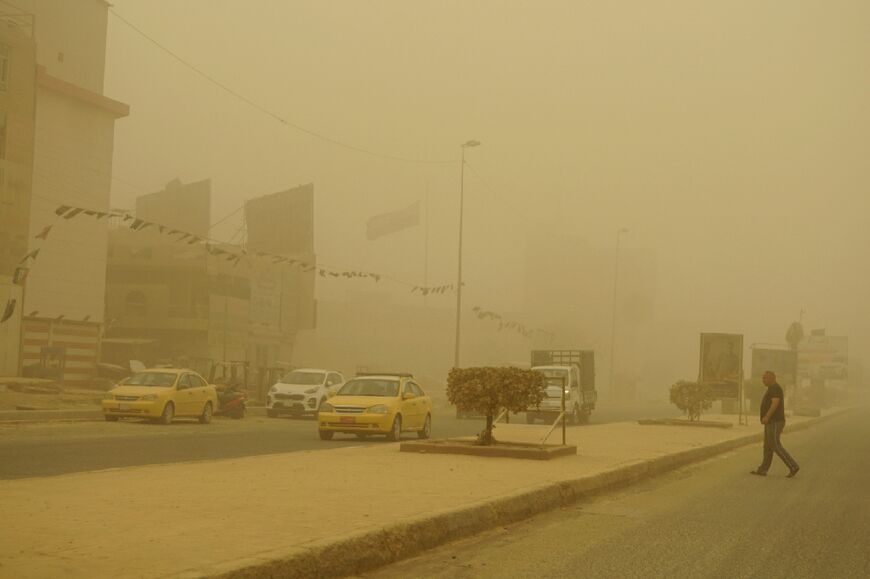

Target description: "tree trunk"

left=480, top=414, right=495, bottom=445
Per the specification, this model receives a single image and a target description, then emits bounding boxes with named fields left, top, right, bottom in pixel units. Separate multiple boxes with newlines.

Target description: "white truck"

left=526, top=350, right=597, bottom=425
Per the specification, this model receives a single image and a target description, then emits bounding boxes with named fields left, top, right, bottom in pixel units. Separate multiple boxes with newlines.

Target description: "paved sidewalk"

left=0, top=409, right=847, bottom=579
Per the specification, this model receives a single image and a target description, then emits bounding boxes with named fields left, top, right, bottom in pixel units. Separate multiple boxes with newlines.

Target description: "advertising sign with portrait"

left=699, top=333, right=743, bottom=399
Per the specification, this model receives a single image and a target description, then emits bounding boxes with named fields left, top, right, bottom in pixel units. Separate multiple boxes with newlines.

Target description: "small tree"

left=669, top=380, right=713, bottom=421
left=447, top=366, right=545, bottom=445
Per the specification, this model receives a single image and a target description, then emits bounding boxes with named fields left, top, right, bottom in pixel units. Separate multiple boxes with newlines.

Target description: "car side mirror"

left=403, top=393, right=415, bottom=400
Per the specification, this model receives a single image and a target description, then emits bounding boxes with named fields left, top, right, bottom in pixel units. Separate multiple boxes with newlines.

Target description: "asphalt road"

left=0, top=402, right=678, bottom=479
left=360, top=408, right=870, bottom=579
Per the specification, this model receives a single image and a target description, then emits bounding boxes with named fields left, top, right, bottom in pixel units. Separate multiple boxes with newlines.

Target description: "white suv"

left=267, top=369, right=345, bottom=418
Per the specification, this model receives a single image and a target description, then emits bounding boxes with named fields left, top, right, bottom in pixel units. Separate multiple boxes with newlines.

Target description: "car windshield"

left=338, top=379, right=399, bottom=397
left=537, top=370, right=568, bottom=396
left=123, top=372, right=176, bottom=387
left=280, top=371, right=325, bottom=385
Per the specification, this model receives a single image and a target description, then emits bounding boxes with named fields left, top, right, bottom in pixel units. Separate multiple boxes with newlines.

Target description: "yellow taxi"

left=102, top=368, right=219, bottom=425
left=318, top=373, right=432, bottom=441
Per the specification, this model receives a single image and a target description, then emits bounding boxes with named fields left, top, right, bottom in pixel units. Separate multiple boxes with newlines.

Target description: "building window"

left=125, top=291, right=147, bottom=316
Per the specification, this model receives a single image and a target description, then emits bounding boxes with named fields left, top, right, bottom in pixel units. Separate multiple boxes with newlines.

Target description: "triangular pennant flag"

left=130, top=218, right=144, bottom=230
left=83, top=210, right=97, bottom=217
left=158, top=225, right=166, bottom=234
left=35, top=225, right=53, bottom=240
left=122, top=214, right=133, bottom=222
left=55, top=205, right=72, bottom=216
left=95, top=212, right=108, bottom=220
left=63, top=208, right=84, bottom=220
left=18, top=248, right=40, bottom=264
left=0, top=298, right=15, bottom=323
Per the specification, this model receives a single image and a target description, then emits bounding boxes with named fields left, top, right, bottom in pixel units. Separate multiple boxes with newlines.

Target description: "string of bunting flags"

left=5, top=203, right=557, bottom=344
left=472, top=306, right=555, bottom=342
left=15, top=203, right=460, bottom=295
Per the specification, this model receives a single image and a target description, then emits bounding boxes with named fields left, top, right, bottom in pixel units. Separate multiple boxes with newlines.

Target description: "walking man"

left=751, top=371, right=800, bottom=477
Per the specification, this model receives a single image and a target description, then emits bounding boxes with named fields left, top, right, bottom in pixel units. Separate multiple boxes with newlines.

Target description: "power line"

left=0, top=0, right=25, bottom=14
left=108, top=8, right=457, bottom=167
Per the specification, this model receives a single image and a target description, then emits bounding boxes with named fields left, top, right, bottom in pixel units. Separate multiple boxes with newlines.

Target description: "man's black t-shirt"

left=760, top=383, right=786, bottom=423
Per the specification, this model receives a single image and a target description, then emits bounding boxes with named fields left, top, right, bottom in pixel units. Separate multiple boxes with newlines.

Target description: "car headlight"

left=141, top=394, right=158, bottom=401
left=319, top=402, right=334, bottom=413
left=305, top=387, right=318, bottom=394
left=366, top=405, right=389, bottom=414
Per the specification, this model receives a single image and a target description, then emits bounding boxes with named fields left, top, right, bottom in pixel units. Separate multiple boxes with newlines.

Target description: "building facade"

left=105, top=181, right=316, bottom=393
left=18, top=0, right=128, bottom=325
left=0, top=12, right=36, bottom=375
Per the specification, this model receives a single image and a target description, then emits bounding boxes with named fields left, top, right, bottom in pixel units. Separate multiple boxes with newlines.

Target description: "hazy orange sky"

left=103, top=0, right=870, bottom=377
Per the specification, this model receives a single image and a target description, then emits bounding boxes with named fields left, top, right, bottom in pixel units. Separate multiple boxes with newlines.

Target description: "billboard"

left=751, top=347, right=796, bottom=386
left=699, top=333, right=743, bottom=399
left=798, top=335, right=848, bottom=381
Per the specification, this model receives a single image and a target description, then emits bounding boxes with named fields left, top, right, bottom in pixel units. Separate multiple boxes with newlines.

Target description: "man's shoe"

left=750, top=470, right=767, bottom=476
left=787, top=466, right=800, bottom=478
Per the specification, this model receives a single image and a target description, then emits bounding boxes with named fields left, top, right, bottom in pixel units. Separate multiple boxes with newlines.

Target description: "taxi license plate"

left=340, top=416, right=355, bottom=424
left=119, top=403, right=130, bottom=411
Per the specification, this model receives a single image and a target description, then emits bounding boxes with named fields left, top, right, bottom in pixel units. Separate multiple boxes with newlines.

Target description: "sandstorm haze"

left=101, top=0, right=870, bottom=390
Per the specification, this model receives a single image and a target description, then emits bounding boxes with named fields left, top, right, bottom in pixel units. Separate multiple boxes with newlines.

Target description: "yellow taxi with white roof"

left=102, top=368, right=219, bottom=425
left=317, top=373, right=432, bottom=441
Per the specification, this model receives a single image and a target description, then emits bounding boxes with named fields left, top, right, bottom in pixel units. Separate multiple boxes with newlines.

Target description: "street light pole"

left=608, top=228, right=629, bottom=398
left=453, top=140, right=480, bottom=369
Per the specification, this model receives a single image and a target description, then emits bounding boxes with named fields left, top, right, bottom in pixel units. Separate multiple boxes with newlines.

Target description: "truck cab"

left=527, top=350, right=597, bottom=424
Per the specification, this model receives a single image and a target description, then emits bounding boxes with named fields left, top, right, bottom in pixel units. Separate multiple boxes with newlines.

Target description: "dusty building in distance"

left=104, top=180, right=316, bottom=394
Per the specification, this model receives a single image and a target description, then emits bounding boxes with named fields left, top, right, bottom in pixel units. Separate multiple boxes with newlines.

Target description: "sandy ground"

left=0, top=412, right=823, bottom=579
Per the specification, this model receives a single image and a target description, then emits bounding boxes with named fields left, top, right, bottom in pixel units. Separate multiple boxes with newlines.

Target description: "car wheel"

left=232, top=406, right=246, bottom=420
left=526, top=413, right=536, bottom=424
left=266, top=408, right=278, bottom=418
left=319, top=429, right=334, bottom=440
left=104, top=414, right=118, bottom=422
left=159, top=402, right=174, bottom=425
left=387, top=415, right=402, bottom=442
left=418, top=414, right=431, bottom=439
left=199, top=402, right=213, bottom=424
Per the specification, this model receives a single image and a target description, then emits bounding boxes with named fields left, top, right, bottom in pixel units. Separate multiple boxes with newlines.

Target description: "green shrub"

left=669, top=380, right=713, bottom=421
left=447, top=366, right=545, bottom=445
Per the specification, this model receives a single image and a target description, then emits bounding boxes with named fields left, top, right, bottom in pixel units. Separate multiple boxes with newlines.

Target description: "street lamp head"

left=462, top=140, right=481, bottom=148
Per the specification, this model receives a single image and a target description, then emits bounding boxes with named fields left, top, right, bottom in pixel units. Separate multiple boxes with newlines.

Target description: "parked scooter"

left=214, top=380, right=247, bottom=419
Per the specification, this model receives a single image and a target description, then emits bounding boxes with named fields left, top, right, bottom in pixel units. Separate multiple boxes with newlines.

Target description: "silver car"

left=266, top=368, right=345, bottom=417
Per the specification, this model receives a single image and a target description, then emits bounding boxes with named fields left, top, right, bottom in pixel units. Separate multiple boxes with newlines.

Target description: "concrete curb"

left=0, top=409, right=103, bottom=423
left=0, top=406, right=269, bottom=424
left=212, top=407, right=854, bottom=579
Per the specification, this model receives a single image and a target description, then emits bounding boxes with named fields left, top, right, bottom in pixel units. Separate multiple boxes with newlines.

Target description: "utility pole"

left=608, top=228, right=629, bottom=398
left=453, top=139, right=480, bottom=369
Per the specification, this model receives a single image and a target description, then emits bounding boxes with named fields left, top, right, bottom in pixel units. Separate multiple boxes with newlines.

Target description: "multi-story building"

left=0, top=12, right=36, bottom=375
left=105, top=181, right=316, bottom=393
left=0, top=1, right=129, bottom=382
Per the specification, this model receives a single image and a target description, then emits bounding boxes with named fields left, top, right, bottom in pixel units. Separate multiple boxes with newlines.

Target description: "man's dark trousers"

left=758, top=421, right=799, bottom=473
